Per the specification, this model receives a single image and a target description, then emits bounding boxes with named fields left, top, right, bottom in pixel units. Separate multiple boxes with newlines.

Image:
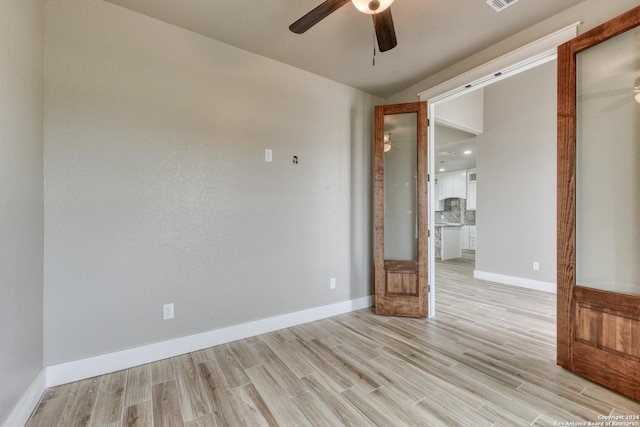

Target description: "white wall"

left=43, top=0, right=377, bottom=365
left=434, top=89, right=484, bottom=135
left=0, top=0, right=44, bottom=423
left=475, top=61, right=557, bottom=285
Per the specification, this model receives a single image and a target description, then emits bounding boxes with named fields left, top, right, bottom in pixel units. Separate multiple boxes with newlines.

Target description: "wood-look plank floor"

left=27, top=253, right=640, bottom=426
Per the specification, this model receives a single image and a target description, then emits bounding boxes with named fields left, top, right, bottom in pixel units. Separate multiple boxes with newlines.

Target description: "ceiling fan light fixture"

left=383, top=133, right=392, bottom=151
left=352, top=0, right=394, bottom=14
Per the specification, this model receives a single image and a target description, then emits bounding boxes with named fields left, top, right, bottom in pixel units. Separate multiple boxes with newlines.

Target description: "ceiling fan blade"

left=289, top=0, right=351, bottom=34
left=602, top=96, right=634, bottom=113
left=373, top=8, right=397, bottom=52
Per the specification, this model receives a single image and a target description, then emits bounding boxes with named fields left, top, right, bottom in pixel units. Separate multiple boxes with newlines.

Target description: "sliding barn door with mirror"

left=374, top=102, right=429, bottom=317
left=557, top=6, right=640, bottom=400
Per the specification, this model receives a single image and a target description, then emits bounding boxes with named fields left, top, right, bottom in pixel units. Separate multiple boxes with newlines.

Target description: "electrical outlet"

left=330, top=277, right=336, bottom=290
left=163, top=303, right=174, bottom=320
left=265, top=148, right=272, bottom=162
left=532, top=262, right=540, bottom=271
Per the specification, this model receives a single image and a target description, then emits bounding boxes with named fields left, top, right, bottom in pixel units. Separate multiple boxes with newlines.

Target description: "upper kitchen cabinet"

left=467, top=169, right=477, bottom=210
left=439, top=170, right=467, bottom=200
left=433, top=176, right=445, bottom=211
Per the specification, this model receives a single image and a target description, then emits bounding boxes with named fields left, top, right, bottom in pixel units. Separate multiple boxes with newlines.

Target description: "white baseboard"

left=474, top=270, right=556, bottom=294
left=46, top=295, right=373, bottom=388
left=3, top=369, right=47, bottom=427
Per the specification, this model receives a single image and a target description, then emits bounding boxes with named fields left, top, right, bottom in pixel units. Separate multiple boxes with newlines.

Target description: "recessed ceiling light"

left=439, top=168, right=446, bottom=172
left=438, top=151, right=455, bottom=156
left=464, top=150, right=472, bottom=155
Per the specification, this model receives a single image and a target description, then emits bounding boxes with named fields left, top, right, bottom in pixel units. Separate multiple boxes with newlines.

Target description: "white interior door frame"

left=420, top=22, right=579, bottom=317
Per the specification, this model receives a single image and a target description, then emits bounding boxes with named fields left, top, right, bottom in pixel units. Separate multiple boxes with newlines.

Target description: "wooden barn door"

left=557, top=6, right=640, bottom=400
left=374, top=102, right=429, bottom=317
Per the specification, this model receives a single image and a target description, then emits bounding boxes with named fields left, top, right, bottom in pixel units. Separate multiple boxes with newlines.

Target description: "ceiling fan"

left=289, top=0, right=398, bottom=52
left=578, top=77, right=640, bottom=112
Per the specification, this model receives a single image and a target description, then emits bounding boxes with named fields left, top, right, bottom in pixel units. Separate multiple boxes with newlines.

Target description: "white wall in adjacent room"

left=475, top=61, right=557, bottom=285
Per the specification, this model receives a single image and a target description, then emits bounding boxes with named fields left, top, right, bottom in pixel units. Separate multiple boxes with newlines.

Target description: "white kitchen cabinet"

left=462, top=225, right=477, bottom=250
left=467, top=182, right=477, bottom=210
left=433, top=177, right=445, bottom=211
left=438, top=171, right=467, bottom=200
left=466, top=169, right=477, bottom=210
left=441, top=226, right=463, bottom=260
left=470, top=225, right=476, bottom=250
left=462, top=225, right=470, bottom=249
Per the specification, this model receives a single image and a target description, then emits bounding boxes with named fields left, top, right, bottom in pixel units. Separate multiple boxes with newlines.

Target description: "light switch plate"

left=163, top=303, right=174, bottom=320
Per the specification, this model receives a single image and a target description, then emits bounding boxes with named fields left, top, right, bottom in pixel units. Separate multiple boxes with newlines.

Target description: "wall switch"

left=532, top=262, right=540, bottom=271
left=330, top=277, right=336, bottom=290
left=163, top=303, right=174, bottom=320
left=265, top=148, right=273, bottom=162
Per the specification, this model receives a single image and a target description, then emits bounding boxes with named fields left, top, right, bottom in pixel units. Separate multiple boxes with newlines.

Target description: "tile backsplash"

left=436, top=198, right=475, bottom=225
left=464, top=209, right=476, bottom=225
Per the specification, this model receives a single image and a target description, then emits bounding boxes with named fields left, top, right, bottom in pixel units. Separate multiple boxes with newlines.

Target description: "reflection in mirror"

left=576, top=25, right=640, bottom=296
left=383, top=112, right=418, bottom=261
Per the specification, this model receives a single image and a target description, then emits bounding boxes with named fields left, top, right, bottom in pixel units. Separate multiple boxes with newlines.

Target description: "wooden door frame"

left=557, top=6, right=640, bottom=399
left=374, top=102, right=429, bottom=317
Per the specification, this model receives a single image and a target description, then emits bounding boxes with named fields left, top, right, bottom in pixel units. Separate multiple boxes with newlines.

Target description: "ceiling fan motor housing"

left=290, top=0, right=398, bottom=52
left=352, top=0, right=394, bottom=14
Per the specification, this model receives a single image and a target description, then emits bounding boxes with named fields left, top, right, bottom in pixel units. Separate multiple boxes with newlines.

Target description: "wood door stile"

left=557, top=6, right=640, bottom=401
left=556, top=37, right=577, bottom=371
left=374, top=102, right=428, bottom=318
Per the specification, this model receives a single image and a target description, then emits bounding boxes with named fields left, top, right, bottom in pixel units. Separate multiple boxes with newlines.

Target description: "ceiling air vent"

left=486, top=0, right=521, bottom=12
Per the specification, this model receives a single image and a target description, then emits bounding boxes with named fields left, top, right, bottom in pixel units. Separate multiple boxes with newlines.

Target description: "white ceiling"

left=435, top=124, right=477, bottom=172
left=104, top=0, right=584, bottom=98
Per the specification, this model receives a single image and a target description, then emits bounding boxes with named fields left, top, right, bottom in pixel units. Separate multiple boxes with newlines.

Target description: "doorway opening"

left=432, top=112, right=478, bottom=284
left=423, top=33, right=576, bottom=316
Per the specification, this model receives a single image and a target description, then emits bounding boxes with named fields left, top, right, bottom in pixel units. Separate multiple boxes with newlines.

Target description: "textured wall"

left=0, top=0, right=44, bottom=423
left=476, top=61, right=557, bottom=284
left=43, top=0, right=376, bottom=365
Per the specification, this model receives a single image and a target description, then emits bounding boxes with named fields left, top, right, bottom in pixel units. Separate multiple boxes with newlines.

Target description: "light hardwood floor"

left=27, top=254, right=640, bottom=426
